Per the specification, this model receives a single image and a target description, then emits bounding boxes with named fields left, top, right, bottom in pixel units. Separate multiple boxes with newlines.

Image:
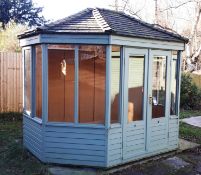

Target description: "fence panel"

left=0, top=52, right=23, bottom=112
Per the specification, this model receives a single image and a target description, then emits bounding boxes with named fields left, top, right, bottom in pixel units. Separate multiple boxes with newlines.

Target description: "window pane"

left=48, top=49, right=65, bottom=121
left=48, top=45, right=75, bottom=122
left=35, top=45, right=42, bottom=118
left=24, top=49, right=31, bottom=112
left=79, top=45, right=106, bottom=124
left=65, top=49, right=75, bottom=122
left=170, top=52, right=178, bottom=115
left=128, top=55, right=144, bottom=123
left=152, top=56, right=167, bottom=118
left=111, top=46, right=121, bottom=123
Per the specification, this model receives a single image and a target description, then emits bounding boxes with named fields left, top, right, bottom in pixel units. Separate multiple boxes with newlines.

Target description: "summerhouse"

left=19, top=8, right=187, bottom=168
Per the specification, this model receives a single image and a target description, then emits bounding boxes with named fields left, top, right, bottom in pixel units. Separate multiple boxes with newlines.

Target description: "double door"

left=122, top=48, right=171, bottom=160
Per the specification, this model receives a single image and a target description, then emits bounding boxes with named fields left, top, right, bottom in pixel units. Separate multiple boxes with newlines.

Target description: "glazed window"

left=170, top=51, right=178, bottom=115
left=152, top=56, right=167, bottom=118
left=35, top=45, right=42, bottom=118
left=48, top=45, right=75, bottom=122
left=24, top=49, right=31, bottom=113
left=79, top=45, right=106, bottom=124
left=111, top=46, right=121, bottom=123
left=127, top=55, right=145, bottom=122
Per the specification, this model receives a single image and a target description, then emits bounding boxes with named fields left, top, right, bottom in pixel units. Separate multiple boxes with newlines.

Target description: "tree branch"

left=160, top=0, right=194, bottom=12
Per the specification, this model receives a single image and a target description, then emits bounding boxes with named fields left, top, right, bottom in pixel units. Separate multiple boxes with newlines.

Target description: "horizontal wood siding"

left=108, top=127, right=122, bottom=166
left=44, top=125, right=106, bottom=167
left=168, top=118, right=179, bottom=149
left=149, top=118, right=168, bottom=150
left=23, top=116, right=43, bottom=160
left=124, top=122, right=146, bottom=160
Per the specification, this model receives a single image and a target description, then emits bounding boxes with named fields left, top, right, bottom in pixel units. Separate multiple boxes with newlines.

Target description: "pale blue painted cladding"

left=43, top=125, right=106, bottom=167
left=107, top=117, right=179, bottom=167
left=108, top=127, right=122, bottom=166
left=23, top=116, right=43, bottom=161
left=23, top=115, right=107, bottom=167
left=23, top=115, right=179, bottom=167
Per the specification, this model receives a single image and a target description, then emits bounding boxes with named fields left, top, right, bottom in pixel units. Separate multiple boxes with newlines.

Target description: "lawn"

left=180, top=109, right=201, bottom=119
left=0, top=113, right=46, bottom=175
left=179, top=109, right=201, bottom=144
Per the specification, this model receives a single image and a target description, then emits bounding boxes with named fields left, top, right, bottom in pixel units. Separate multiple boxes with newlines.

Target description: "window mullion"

left=74, top=45, right=79, bottom=124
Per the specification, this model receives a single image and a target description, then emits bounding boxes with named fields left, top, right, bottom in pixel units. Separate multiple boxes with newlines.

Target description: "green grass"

left=179, top=109, right=201, bottom=144
left=180, top=109, right=201, bottom=119
left=0, top=118, right=47, bottom=175
left=179, top=122, right=201, bottom=144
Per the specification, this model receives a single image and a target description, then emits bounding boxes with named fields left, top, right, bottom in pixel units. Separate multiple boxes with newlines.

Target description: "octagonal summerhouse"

left=18, top=8, right=187, bottom=168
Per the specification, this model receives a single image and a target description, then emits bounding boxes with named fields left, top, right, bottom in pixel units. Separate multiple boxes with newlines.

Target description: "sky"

left=32, top=0, right=195, bottom=33
left=33, top=0, right=112, bottom=21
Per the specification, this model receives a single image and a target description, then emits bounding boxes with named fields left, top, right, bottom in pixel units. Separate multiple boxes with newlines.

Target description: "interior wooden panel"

left=128, top=87, right=143, bottom=121
left=79, top=46, right=106, bottom=124
left=35, top=45, right=42, bottom=118
left=24, top=49, right=31, bottom=112
left=48, top=49, right=65, bottom=122
left=79, top=51, right=94, bottom=123
left=94, top=56, right=106, bottom=123
left=64, top=50, right=75, bottom=122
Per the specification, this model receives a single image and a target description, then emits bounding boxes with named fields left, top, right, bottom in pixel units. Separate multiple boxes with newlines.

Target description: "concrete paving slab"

left=182, top=116, right=201, bottom=127
left=48, top=167, right=101, bottom=175
left=162, top=156, right=190, bottom=170
left=179, top=139, right=200, bottom=151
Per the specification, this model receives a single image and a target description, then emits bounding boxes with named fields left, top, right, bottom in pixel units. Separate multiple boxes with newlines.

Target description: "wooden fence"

left=0, top=52, right=23, bottom=112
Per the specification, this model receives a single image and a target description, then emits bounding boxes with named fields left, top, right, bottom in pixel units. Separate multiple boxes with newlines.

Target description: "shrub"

left=0, top=112, right=22, bottom=122
left=180, top=73, right=201, bottom=109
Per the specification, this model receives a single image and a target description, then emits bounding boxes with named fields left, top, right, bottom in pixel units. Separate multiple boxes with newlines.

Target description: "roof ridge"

left=92, top=8, right=111, bottom=32
left=38, top=8, right=93, bottom=31
left=97, top=8, right=188, bottom=42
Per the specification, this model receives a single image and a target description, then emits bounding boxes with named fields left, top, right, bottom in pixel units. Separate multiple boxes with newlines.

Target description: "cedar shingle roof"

left=19, top=8, right=188, bottom=42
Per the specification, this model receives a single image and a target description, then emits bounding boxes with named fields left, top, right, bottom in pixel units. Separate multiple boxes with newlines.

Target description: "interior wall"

left=35, top=45, right=42, bottom=118
left=47, top=45, right=106, bottom=124
left=79, top=45, right=106, bottom=124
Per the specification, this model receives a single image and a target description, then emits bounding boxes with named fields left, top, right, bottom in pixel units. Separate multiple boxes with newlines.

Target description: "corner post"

left=105, top=45, right=111, bottom=129
left=177, top=51, right=182, bottom=117
left=31, top=46, right=36, bottom=118
left=42, top=44, right=48, bottom=124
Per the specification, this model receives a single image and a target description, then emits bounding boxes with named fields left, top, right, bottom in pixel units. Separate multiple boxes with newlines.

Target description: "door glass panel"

left=79, top=45, right=106, bottom=124
left=128, top=55, right=145, bottom=123
left=170, top=52, right=178, bottom=115
left=111, top=46, right=121, bottom=123
left=152, top=56, right=167, bottom=118
left=48, top=45, right=75, bottom=122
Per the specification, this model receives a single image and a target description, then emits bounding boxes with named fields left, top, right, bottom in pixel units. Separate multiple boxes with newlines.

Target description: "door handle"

left=149, top=96, right=153, bottom=104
